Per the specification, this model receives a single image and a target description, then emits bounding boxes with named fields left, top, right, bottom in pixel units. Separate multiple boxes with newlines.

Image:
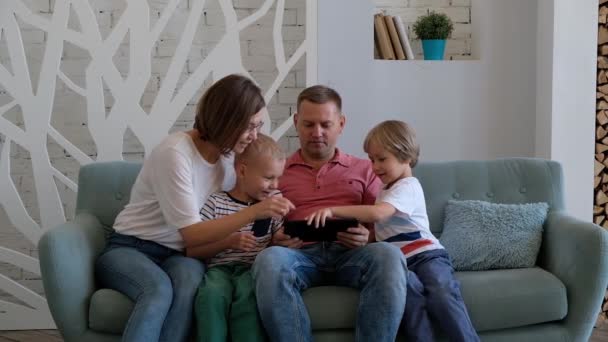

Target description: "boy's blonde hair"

left=363, top=120, right=420, bottom=167
left=236, top=133, right=285, bottom=164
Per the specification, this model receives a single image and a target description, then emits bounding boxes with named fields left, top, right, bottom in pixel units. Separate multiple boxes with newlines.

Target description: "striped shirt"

left=200, top=192, right=282, bottom=267
left=375, top=177, right=443, bottom=259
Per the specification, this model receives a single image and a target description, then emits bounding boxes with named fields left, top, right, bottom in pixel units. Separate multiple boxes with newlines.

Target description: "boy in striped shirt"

left=306, top=121, right=478, bottom=342
left=194, top=134, right=286, bottom=342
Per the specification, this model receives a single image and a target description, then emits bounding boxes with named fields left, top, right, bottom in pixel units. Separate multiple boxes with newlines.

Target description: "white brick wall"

left=0, top=0, right=306, bottom=304
left=374, top=0, right=473, bottom=59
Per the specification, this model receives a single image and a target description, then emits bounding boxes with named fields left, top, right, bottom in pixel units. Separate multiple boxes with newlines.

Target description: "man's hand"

left=337, top=224, right=369, bottom=249
left=226, top=231, right=257, bottom=251
left=305, top=208, right=334, bottom=228
left=271, top=227, right=303, bottom=249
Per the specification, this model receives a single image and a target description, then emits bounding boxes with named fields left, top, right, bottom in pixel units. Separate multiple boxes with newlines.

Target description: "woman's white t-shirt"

left=113, top=132, right=236, bottom=251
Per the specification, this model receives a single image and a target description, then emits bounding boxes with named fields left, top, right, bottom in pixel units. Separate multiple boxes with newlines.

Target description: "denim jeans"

left=95, top=233, right=205, bottom=342
left=403, top=249, right=479, bottom=342
left=251, top=241, right=408, bottom=342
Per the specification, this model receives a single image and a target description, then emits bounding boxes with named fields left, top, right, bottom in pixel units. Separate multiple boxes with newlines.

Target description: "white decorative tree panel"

left=0, top=0, right=316, bottom=329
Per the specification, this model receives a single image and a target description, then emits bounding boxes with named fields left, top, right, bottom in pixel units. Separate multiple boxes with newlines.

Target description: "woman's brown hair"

left=194, top=74, right=265, bottom=154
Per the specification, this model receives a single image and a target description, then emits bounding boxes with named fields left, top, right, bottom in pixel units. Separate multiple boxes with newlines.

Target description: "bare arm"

left=181, top=196, right=294, bottom=251
left=332, top=203, right=396, bottom=223
left=186, top=231, right=258, bottom=259
left=186, top=238, right=230, bottom=259
left=306, top=202, right=396, bottom=228
left=181, top=207, right=254, bottom=248
left=305, top=202, right=396, bottom=249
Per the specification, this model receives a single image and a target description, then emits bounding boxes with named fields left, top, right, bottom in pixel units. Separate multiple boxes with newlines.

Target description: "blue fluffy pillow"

left=439, top=200, right=549, bottom=271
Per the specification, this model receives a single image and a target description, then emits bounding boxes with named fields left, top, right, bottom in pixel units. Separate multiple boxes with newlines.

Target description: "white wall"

left=535, top=0, right=554, bottom=160
left=536, top=0, right=597, bottom=221
left=318, top=0, right=597, bottom=222
left=318, top=0, right=538, bottom=161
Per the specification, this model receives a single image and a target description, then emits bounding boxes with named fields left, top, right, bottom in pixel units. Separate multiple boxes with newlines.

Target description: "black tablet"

left=283, top=219, right=359, bottom=242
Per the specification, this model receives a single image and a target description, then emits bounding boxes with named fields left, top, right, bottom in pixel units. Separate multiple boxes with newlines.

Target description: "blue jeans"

left=403, top=249, right=479, bottom=342
left=252, top=242, right=408, bottom=342
left=95, top=233, right=205, bottom=342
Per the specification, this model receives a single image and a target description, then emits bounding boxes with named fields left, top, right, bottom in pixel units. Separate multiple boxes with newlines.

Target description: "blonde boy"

left=195, top=134, right=286, bottom=342
left=307, top=121, right=478, bottom=342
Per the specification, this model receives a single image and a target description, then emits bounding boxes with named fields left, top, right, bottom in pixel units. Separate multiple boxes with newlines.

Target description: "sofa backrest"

left=413, top=158, right=564, bottom=237
left=76, top=161, right=142, bottom=229
left=75, top=158, right=565, bottom=235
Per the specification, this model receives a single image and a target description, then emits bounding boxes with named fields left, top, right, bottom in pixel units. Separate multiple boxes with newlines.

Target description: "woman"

left=95, top=74, right=294, bottom=342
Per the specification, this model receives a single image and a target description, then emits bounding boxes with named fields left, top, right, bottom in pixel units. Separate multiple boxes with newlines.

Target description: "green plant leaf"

left=413, top=11, right=454, bottom=40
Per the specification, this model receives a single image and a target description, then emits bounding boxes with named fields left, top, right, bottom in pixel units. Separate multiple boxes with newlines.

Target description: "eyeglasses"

left=245, top=121, right=264, bottom=134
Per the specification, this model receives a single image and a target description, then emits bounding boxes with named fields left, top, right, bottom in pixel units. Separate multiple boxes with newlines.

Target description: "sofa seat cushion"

left=456, top=267, right=567, bottom=331
left=303, top=286, right=360, bottom=330
left=89, top=289, right=133, bottom=334
left=89, top=268, right=567, bottom=334
left=303, top=268, right=567, bottom=333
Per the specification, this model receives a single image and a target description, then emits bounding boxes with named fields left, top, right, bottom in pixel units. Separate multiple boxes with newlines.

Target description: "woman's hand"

left=251, top=196, right=295, bottom=220
left=305, top=208, right=334, bottom=228
left=226, top=231, right=257, bottom=251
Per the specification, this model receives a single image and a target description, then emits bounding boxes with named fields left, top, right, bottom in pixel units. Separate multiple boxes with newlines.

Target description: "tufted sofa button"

left=486, top=192, right=494, bottom=198
left=115, top=192, right=123, bottom=200
left=520, top=187, right=527, bottom=193
left=452, top=192, right=460, bottom=199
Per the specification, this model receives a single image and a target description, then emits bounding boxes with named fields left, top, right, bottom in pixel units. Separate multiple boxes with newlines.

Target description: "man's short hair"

left=297, top=85, right=342, bottom=112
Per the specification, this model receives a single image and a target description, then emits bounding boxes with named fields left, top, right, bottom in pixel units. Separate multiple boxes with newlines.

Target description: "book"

left=384, top=15, right=406, bottom=60
left=393, top=15, right=415, bottom=60
left=374, top=14, right=395, bottom=60
left=374, top=34, right=381, bottom=59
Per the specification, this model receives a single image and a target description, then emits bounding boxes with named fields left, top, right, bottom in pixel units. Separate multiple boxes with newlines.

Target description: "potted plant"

left=413, top=11, right=454, bottom=60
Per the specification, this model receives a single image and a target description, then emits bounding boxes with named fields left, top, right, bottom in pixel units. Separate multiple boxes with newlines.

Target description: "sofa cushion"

left=302, top=268, right=567, bottom=333
left=303, top=286, right=359, bottom=330
left=440, top=200, right=549, bottom=271
left=413, top=159, right=564, bottom=237
left=456, top=267, right=567, bottom=331
left=77, top=162, right=142, bottom=231
left=88, top=268, right=567, bottom=335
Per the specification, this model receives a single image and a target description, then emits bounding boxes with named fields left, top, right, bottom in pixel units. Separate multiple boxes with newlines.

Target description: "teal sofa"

left=39, top=158, right=608, bottom=341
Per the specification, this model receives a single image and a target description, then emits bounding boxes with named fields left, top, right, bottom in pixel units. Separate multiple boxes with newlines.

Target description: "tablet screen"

left=283, top=219, right=359, bottom=242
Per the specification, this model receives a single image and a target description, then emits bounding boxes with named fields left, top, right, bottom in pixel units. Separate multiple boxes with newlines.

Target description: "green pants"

left=195, top=263, right=266, bottom=342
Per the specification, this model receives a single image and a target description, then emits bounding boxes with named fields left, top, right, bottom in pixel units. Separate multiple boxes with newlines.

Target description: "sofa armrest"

left=539, top=211, right=608, bottom=342
left=38, top=213, right=107, bottom=341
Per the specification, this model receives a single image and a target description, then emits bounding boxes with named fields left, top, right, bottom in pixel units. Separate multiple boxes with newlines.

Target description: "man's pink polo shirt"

left=279, top=149, right=382, bottom=221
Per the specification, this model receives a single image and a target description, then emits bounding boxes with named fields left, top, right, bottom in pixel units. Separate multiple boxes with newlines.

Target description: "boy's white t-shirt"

left=375, top=177, right=443, bottom=258
left=113, top=132, right=236, bottom=251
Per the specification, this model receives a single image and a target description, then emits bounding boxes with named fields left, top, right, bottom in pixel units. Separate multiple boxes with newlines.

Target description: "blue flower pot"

left=421, top=39, right=447, bottom=60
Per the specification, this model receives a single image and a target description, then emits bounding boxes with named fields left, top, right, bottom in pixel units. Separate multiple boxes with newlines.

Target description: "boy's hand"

left=271, top=227, right=303, bottom=249
left=252, top=196, right=295, bottom=220
left=337, top=224, right=369, bottom=249
left=305, top=208, right=334, bottom=228
left=226, top=231, right=257, bottom=251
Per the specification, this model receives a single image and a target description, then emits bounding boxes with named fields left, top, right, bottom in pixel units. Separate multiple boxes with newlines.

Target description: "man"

left=252, top=85, right=408, bottom=342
